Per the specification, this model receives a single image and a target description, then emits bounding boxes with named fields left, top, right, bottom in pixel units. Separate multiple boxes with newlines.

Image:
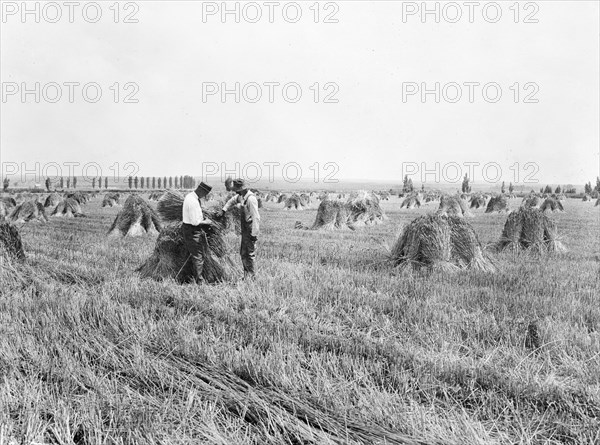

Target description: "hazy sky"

left=1, top=1, right=598, bottom=187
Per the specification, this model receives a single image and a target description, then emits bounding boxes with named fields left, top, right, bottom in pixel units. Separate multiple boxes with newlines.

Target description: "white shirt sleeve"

left=222, top=194, right=238, bottom=212
left=182, top=193, right=203, bottom=226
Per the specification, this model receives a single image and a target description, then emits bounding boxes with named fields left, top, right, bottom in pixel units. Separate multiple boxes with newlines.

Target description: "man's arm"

left=222, top=194, right=238, bottom=212
left=247, top=195, right=260, bottom=237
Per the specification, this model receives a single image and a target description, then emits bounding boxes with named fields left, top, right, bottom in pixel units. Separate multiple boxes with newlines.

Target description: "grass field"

left=1, top=195, right=599, bottom=444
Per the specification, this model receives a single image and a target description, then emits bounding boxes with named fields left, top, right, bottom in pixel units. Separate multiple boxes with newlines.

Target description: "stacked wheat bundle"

left=108, top=195, right=161, bottom=237
left=540, top=197, right=564, bottom=212
left=436, top=195, right=470, bottom=217
left=65, top=191, right=88, bottom=204
left=0, top=222, right=25, bottom=262
left=309, top=198, right=350, bottom=230
left=299, top=193, right=311, bottom=207
left=0, top=222, right=26, bottom=286
left=485, top=195, right=509, bottom=213
left=8, top=199, right=47, bottom=223
left=522, top=194, right=541, bottom=209
left=138, top=190, right=235, bottom=283
left=102, top=192, right=121, bottom=207
left=302, top=191, right=385, bottom=230
left=51, top=197, right=85, bottom=218
left=469, top=194, right=487, bottom=209
left=401, top=194, right=421, bottom=210
left=391, top=214, right=494, bottom=272
left=148, top=191, right=164, bottom=201
left=265, top=191, right=280, bottom=203
left=346, top=191, right=385, bottom=226
left=284, top=193, right=305, bottom=210
left=44, top=192, right=62, bottom=208
left=378, top=191, right=390, bottom=200
left=423, top=192, right=440, bottom=203
left=495, top=207, right=565, bottom=254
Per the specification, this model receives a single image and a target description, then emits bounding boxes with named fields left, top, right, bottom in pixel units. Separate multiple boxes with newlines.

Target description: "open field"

left=1, top=194, right=599, bottom=444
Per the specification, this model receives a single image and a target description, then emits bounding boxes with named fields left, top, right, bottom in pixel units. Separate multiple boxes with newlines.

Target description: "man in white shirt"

left=182, top=182, right=213, bottom=283
left=218, top=179, right=260, bottom=278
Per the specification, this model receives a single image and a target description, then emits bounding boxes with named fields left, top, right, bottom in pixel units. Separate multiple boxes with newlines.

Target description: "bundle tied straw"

left=138, top=190, right=235, bottom=283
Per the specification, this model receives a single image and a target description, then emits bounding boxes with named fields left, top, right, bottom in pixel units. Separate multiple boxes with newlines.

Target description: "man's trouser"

left=182, top=223, right=205, bottom=282
left=240, top=219, right=257, bottom=277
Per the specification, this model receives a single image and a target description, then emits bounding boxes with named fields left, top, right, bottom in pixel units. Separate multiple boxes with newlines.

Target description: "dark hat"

left=231, top=178, right=247, bottom=192
left=195, top=182, right=212, bottom=195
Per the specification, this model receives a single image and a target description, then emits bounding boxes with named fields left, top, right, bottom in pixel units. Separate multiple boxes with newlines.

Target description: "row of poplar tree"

left=126, top=176, right=196, bottom=190
left=39, top=175, right=197, bottom=191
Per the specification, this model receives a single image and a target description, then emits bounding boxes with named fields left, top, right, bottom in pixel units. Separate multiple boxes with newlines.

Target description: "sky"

left=1, top=0, right=598, bottom=188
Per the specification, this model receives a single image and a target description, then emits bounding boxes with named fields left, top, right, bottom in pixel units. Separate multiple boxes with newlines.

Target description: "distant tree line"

left=36, top=175, right=197, bottom=191
left=126, top=175, right=195, bottom=190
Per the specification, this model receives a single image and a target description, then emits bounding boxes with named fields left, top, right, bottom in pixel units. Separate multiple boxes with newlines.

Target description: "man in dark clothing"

left=219, top=179, right=261, bottom=278
left=182, top=182, right=213, bottom=282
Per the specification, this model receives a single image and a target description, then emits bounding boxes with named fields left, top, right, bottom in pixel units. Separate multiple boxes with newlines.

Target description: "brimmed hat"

left=195, top=182, right=212, bottom=194
left=231, top=179, right=247, bottom=192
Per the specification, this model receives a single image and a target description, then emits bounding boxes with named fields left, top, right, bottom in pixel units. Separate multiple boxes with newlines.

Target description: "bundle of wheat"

left=424, top=192, right=439, bottom=203
left=309, top=198, right=351, bottom=230
left=2, top=197, right=17, bottom=208
left=102, top=192, right=121, bottom=207
left=66, top=191, right=87, bottom=204
left=148, top=191, right=164, bottom=201
left=496, top=207, right=565, bottom=253
left=8, top=200, right=47, bottom=223
left=158, top=190, right=241, bottom=234
left=317, top=191, right=329, bottom=201
left=51, top=198, right=85, bottom=218
left=379, top=191, right=390, bottom=201
left=436, top=195, right=470, bottom=217
left=485, top=195, right=509, bottom=213
left=401, top=195, right=421, bottom=209
left=214, top=195, right=243, bottom=234
left=391, top=214, right=494, bottom=272
left=469, top=195, right=487, bottom=209
left=540, top=197, right=564, bottom=212
left=265, top=192, right=279, bottom=202
left=277, top=193, right=288, bottom=204
left=108, top=195, right=161, bottom=237
left=157, top=190, right=186, bottom=222
left=284, top=194, right=304, bottom=210
left=595, top=198, right=600, bottom=207
left=346, top=191, right=385, bottom=226
left=583, top=194, right=593, bottom=202
left=522, top=195, right=541, bottom=208
left=44, top=192, right=61, bottom=208
left=0, top=222, right=25, bottom=261
left=0, top=198, right=16, bottom=220
left=15, top=193, right=33, bottom=202
left=138, top=221, right=234, bottom=283
left=299, top=193, right=311, bottom=207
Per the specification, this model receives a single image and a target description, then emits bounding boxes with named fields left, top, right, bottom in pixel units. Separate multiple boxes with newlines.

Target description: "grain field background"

left=1, top=195, right=599, bottom=444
